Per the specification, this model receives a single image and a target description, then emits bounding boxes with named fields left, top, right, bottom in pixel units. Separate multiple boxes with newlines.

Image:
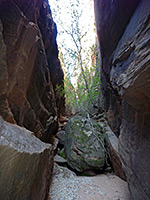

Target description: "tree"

left=52, top=0, right=103, bottom=114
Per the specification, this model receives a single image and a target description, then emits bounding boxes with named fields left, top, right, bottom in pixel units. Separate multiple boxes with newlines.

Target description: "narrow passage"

left=49, top=114, right=130, bottom=200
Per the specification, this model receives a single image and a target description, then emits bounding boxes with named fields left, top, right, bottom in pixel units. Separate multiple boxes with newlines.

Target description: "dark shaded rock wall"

left=94, top=0, right=150, bottom=199
left=94, top=0, right=141, bottom=136
left=0, top=0, right=64, bottom=143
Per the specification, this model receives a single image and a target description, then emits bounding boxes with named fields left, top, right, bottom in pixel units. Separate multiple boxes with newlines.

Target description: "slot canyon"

left=0, top=0, right=150, bottom=199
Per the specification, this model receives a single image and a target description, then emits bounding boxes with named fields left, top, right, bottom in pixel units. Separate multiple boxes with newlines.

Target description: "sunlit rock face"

left=94, top=0, right=150, bottom=199
left=0, top=0, right=64, bottom=143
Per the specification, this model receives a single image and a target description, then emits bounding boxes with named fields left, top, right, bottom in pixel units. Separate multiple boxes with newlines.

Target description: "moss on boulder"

left=64, top=115, right=105, bottom=172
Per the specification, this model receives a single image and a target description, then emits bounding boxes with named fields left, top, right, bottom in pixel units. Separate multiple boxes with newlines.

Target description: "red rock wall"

left=94, top=0, right=150, bottom=199
left=0, top=0, right=65, bottom=143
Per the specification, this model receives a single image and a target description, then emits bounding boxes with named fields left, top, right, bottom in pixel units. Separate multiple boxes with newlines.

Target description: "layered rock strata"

left=94, top=0, right=150, bottom=199
left=0, top=0, right=64, bottom=198
left=0, top=0, right=64, bottom=143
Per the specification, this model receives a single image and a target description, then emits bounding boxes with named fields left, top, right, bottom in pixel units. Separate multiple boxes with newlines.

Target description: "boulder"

left=64, top=115, right=105, bottom=172
left=0, top=116, right=53, bottom=200
left=54, top=154, right=67, bottom=167
left=52, top=163, right=76, bottom=179
left=56, top=130, right=66, bottom=146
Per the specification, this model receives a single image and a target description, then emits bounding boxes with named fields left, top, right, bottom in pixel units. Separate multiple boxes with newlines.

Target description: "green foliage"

left=55, top=76, right=79, bottom=113
left=56, top=52, right=102, bottom=114
left=52, top=0, right=103, bottom=114
left=60, top=148, right=66, bottom=159
left=75, top=56, right=102, bottom=113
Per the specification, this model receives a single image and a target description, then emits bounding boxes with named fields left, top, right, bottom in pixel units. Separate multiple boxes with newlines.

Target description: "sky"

left=48, top=0, right=96, bottom=84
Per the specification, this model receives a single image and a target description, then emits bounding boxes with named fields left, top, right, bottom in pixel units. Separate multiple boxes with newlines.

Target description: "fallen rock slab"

left=0, top=117, right=53, bottom=200
left=105, top=124, right=126, bottom=180
left=54, top=154, right=67, bottom=167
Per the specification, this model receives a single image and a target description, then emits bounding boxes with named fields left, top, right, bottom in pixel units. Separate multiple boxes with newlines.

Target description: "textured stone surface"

left=95, top=0, right=150, bottom=199
left=0, top=0, right=64, bottom=143
left=0, top=19, right=15, bottom=124
left=119, top=102, right=150, bottom=200
left=64, top=115, right=105, bottom=172
left=111, top=0, right=150, bottom=114
left=0, top=116, right=53, bottom=200
left=56, top=130, right=66, bottom=146
left=54, top=154, right=67, bottom=166
left=50, top=163, right=130, bottom=200
left=37, top=0, right=65, bottom=116
left=105, top=124, right=126, bottom=180
left=94, top=0, right=141, bottom=136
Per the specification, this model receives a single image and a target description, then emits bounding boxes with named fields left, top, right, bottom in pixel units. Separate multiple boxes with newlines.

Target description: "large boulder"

left=64, top=115, right=105, bottom=172
left=94, top=0, right=150, bottom=199
left=0, top=116, right=53, bottom=200
left=0, top=0, right=65, bottom=143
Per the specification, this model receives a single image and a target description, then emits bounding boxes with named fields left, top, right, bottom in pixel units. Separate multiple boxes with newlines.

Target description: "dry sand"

left=49, top=164, right=130, bottom=200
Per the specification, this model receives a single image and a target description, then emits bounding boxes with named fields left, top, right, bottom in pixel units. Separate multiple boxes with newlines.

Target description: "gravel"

left=49, top=163, right=130, bottom=200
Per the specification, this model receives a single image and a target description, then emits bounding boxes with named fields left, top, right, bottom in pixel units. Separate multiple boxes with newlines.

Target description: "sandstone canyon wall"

left=0, top=0, right=64, bottom=143
left=0, top=0, right=64, bottom=199
left=94, top=0, right=150, bottom=199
